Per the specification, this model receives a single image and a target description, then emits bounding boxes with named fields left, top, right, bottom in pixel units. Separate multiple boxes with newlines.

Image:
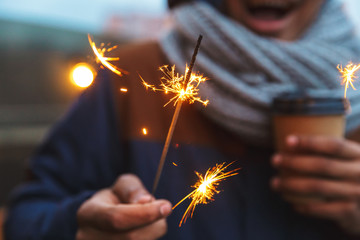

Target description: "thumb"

left=93, top=200, right=172, bottom=231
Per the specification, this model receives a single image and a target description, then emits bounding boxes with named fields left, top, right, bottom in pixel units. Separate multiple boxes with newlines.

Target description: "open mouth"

left=240, top=0, right=304, bottom=35
left=245, top=0, right=301, bottom=21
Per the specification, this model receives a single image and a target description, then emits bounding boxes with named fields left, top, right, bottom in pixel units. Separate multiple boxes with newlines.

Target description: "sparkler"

left=148, top=35, right=208, bottom=195
left=337, top=62, right=360, bottom=98
left=88, top=34, right=128, bottom=76
left=173, top=162, right=240, bottom=227
left=142, top=65, right=209, bottom=107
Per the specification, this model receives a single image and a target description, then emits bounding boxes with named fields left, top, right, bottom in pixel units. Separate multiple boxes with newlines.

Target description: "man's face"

left=225, top=0, right=325, bottom=40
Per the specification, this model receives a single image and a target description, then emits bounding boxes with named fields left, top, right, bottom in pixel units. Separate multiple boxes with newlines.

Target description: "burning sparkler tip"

left=88, top=34, right=128, bottom=76
left=338, top=61, right=360, bottom=98
left=174, top=161, right=240, bottom=227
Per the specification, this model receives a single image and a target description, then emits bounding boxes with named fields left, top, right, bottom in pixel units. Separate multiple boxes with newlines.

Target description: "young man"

left=5, top=0, right=360, bottom=239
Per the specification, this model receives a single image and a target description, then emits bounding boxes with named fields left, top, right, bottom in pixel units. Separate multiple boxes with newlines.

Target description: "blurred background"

left=0, top=0, right=168, bottom=206
left=0, top=0, right=168, bottom=236
left=0, top=0, right=359, bottom=235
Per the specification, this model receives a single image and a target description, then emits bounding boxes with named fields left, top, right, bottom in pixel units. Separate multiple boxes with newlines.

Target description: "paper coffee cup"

left=272, top=91, right=349, bottom=151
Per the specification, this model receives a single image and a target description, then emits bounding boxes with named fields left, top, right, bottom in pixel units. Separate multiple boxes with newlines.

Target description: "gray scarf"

left=160, top=0, right=360, bottom=146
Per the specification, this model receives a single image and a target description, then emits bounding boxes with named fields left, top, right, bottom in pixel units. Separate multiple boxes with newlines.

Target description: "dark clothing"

left=4, top=42, right=353, bottom=239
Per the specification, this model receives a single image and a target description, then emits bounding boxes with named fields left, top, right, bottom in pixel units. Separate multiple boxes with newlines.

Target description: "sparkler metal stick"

left=184, top=35, right=203, bottom=87
left=152, top=35, right=203, bottom=195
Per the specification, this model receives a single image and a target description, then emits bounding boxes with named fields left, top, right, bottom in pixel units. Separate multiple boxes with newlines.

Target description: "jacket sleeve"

left=4, top=70, right=124, bottom=240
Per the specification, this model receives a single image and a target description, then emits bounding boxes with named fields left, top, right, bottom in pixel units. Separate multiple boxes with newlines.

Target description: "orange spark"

left=141, top=65, right=209, bottom=107
left=173, top=162, right=240, bottom=227
left=120, top=88, right=128, bottom=92
left=142, top=128, right=148, bottom=135
left=337, top=62, right=360, bottom=98
left=172, top=162, right=178, bottom=167
left=88, top=34, right=128, bottom=76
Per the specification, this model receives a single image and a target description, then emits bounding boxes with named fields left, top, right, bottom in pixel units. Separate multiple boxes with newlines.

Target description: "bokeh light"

left=71, top=63, right=94, bottom=88
left=142, top=128, right=148, bottom=135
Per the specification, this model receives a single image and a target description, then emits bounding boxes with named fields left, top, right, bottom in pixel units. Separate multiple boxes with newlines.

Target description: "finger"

left=112, top=174, right=152, bottom=204
left=294, top=201, right=360, bottom=232
left=77, top=227, right=119, bottom=240
left=271, top=176, right=360, bottom=200
left=77, top=219, right=167, bottom=240
left=120, top=219, right=167, bottom=240
left=76, top=228, right=102, bottom=240
left=285, top=135, right=360, bottom=159
left=136, top=195, right=155, bottom=204
left=88, top=200, right=172, bottom=231
left=272, top=154, right=360, bottom=180
left=77, top=189, right=120, bottom=229
left=283, top=194, right=326, bottom=205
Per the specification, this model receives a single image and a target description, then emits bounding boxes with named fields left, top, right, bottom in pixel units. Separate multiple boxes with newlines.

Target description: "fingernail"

left=272, top=154, right=282, bottom=167
left=287, top=135, right=299, bottom=147
left=271, top=177, right=280, bottom=190
left=160, top=203, right=172, bottom=217
left=137, top=195, right=153, bottom=204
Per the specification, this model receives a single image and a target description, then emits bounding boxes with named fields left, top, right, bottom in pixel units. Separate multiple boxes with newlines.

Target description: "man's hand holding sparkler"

left=76, top=174, right=172, bottom=240
left=271, top=135, right=360, bottom=235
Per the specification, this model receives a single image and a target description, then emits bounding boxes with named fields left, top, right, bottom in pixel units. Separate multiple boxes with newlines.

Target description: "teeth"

left=249, top=0, right=300, bottom=9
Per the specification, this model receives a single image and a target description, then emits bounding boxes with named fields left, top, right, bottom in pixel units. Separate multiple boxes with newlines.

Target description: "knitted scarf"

left=160, top=0, right=360, bottom=146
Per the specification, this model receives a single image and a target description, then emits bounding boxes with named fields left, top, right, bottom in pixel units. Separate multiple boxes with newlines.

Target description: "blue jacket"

left=4, top=42, right=354, bottom=240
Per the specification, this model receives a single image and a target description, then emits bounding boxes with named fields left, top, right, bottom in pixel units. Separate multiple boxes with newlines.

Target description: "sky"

left=0, top=0, right=359, bottom=33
